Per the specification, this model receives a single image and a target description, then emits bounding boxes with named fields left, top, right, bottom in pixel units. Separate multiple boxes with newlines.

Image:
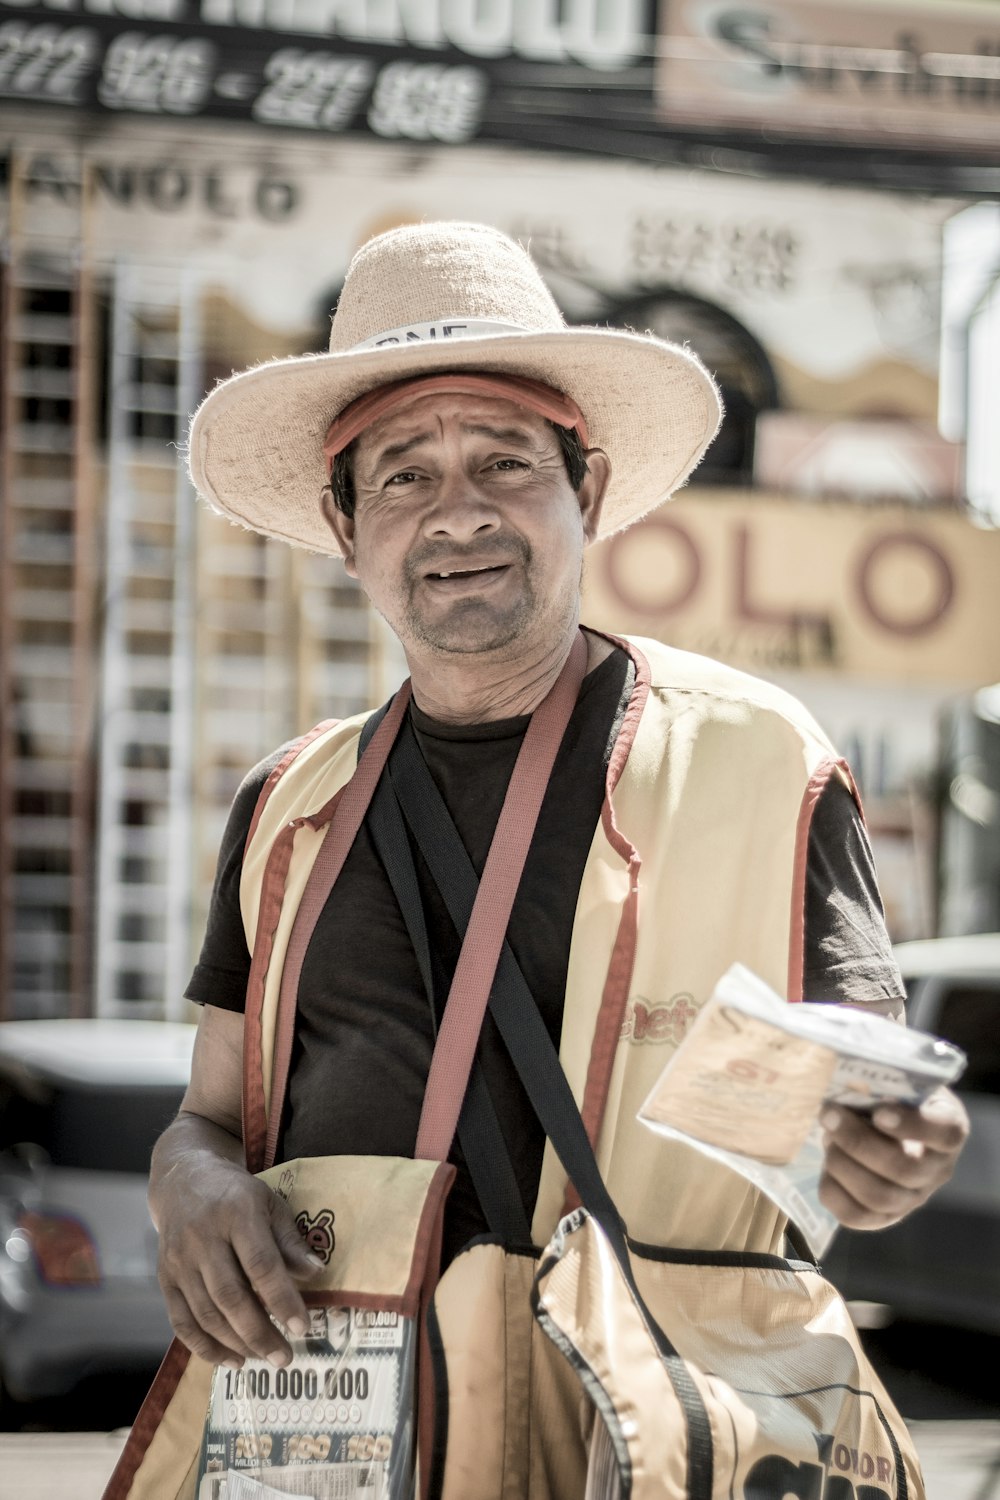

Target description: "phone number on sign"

left=0, top=21, right=488, bottom=141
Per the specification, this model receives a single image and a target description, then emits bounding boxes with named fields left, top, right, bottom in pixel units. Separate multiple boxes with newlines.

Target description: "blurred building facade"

left=1, top=0, right=1000, bottom=1020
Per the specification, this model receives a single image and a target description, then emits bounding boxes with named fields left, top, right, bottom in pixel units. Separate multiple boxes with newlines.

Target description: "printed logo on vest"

left=745, top=1430, right=893, bottom=1499
left=295, top=1207, right=336, bottom=1264
left=619, top=992, right=699, bottom=1045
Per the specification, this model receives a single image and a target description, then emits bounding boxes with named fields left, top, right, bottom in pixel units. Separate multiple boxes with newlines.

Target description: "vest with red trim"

left=239, top=632, right=853, bottom=1256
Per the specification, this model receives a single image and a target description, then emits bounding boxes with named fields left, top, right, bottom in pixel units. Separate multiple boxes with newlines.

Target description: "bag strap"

left=260, top=630, right=587, bottom=1172
left=359, top=709, right=531, bottom=1243
left=412, top=630, right=588, bottom=1161
left=262, top=685, right=412, bottom=1168
left=387, top=721, right=716, bottom=1500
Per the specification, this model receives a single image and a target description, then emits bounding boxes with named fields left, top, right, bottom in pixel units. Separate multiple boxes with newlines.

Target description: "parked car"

left=0, top=1018, right=195, bottom=1417
left=821, top=932, right=1000, bottom=1335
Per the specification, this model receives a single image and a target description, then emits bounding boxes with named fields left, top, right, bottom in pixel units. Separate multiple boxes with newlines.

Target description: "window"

left=0, top=1073, right=185, bottom=1173
left=926, top=981, right=1000, bottom=1095
left=599, top=291, right=779, bottom=486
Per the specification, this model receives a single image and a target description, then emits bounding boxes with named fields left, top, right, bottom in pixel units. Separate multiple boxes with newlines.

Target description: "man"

left=150, top=221, right=964, bottom=1460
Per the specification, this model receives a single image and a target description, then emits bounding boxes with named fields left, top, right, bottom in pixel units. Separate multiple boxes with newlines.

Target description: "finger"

left=267, top=1195, right=329, bottom=1282
left=200, top=1248, right=299, bottom=1365
left=872, top=1089, right=970, bottom=1155
left=824, top=1102, right=966, bottom=1199
left=161, top=1280, right=253, bottom=1368
left=819, top=1178, right=906, bottom=1232
left=819, top=1138, right=924, bottom=1227
left=823, top=1113, right=953, bottom=1212
left=821, top=1109, right=943, bottom=1189
left=229, top=1221, right=314, bottom=1348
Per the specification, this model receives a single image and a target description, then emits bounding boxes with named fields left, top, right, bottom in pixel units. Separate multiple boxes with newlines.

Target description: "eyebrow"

left=368, top=420, right=545, bottom=468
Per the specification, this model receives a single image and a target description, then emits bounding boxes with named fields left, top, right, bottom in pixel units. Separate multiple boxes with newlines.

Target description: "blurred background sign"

left=656, top=0, right=1000, bottom=156
left=754, top=414, right=964, bottom=508
left=0, top=0, right=657, bottom=148
left=585, top=493, right=1000, bottom=688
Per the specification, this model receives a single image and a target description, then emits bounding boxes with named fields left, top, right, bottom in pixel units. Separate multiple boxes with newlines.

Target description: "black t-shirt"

left=187, top=646, right=902, bottom=1260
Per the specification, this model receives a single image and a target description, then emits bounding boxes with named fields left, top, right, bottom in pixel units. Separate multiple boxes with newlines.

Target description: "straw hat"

left=188, top=221, right=723, bottom=556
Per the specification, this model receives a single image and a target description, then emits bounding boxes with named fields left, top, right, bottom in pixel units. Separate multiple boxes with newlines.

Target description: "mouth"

left=423, top=562, right=510, bottom=587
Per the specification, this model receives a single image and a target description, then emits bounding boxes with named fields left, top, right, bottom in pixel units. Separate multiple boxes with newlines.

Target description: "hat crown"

left=328, top=222, right=567, bottom=353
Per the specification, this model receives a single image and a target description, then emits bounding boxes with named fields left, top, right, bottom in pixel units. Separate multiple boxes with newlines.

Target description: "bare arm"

left=151, top=1005, right=323, bottom=1368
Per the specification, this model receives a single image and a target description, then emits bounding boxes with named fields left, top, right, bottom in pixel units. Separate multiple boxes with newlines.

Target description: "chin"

left=409, top=603, right=535, bottom=656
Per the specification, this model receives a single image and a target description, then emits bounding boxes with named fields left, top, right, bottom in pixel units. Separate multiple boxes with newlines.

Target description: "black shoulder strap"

left=359, top=708, right=531, bottom=1244
left=386, top=719, right=715, bottom=1499
left=387, top=719, right=627, bottom=1233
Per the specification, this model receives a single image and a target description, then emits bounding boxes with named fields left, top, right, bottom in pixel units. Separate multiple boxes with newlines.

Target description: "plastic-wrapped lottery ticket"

left=638, top=962, right=966, bottom=1256
left=195, top=1304, right=415, bottom=1500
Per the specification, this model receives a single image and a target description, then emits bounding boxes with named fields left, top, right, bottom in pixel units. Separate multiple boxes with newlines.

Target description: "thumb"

left=267, top=1195, right=328, bottom=1277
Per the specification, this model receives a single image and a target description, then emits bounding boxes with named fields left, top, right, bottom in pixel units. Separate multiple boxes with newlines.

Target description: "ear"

left=578, top=448, right=611, bottom=544
left=320, top=489, right=358, bottom=577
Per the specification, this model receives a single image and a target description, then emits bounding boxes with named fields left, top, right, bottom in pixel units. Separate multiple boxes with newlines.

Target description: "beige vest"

left=240, top=632, right=851, bottom=1255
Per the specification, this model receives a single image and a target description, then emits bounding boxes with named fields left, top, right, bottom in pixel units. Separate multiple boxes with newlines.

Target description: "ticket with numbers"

left=195, top=1306, right=415, bottom=1500
left=638, top=962, right=966, bottom=1256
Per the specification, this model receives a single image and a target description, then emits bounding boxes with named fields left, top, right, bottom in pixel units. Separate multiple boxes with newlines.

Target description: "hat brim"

left=188, top=327, right=722, bottom=556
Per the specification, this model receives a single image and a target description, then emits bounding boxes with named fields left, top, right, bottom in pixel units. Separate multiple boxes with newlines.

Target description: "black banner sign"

left=0, top=1, right=656, bottom=151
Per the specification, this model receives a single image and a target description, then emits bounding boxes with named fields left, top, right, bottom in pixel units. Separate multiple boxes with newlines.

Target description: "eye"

left=385, top=469, right=420, bottom=487
left=490, top=457, right=529, bottom=472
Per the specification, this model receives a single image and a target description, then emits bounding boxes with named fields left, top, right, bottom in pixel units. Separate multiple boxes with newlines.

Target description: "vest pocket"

left=103, top=1154, right=453, bottom=1500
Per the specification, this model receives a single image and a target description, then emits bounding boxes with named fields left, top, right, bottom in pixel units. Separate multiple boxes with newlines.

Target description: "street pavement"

left=0, top=1431, right=128, bottom=1499
left=0, top=1422, right=999, bottom=1499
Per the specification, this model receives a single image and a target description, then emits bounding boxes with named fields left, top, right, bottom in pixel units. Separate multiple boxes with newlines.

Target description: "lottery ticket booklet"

left=195, top=1303, right=415, bottom=1500
left=637, top=962, right=967, bottom=1257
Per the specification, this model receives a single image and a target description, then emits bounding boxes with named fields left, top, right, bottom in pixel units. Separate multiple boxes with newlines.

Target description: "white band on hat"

left=353, top=319, right=528, bottom=351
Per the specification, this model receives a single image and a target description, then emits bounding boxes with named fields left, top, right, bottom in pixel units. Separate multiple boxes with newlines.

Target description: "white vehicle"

left=822, top=934, right=1000, bottom=1334
left=0, top=1019, right=195, bottom=1417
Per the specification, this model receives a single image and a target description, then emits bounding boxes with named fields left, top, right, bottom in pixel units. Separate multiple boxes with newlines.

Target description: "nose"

left=422, top=471, right=502, bottom=543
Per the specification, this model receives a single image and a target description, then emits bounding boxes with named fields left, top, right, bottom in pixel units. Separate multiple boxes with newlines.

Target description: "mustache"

left=404, top=533, right=531, bottom=583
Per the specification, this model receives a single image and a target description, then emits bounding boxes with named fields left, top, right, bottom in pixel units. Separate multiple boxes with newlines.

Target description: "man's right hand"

left=153, top=1117, right=325, bottom=1368
left=149, top=1005, right=323, bottom=1368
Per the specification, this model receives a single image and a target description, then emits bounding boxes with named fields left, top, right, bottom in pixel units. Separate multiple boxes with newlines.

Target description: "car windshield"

left=905, top=977, right=1000, bottom=1096
left=0, top=1073, right=184, bottom=1174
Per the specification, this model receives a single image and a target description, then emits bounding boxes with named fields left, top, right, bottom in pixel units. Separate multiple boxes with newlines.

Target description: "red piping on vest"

left=562, top=633, right=650, bottom=1213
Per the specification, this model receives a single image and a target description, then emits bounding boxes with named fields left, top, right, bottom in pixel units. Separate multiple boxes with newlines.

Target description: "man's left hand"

left=818, top=1087, right=970, bottom=1230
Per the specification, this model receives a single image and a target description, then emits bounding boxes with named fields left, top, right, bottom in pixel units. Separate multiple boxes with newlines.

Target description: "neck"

left=407, top=624, right=591, bottom=725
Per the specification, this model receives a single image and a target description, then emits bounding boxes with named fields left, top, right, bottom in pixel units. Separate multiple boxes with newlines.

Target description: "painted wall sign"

left=583, top=491, right=1000, bottom=685
left=0, top=130, right=952, bottom=405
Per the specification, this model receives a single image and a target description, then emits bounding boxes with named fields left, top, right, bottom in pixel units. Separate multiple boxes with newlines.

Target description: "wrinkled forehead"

left=322, top=371, right=588, bottom=476
left=354, top=387, right=555, bottom=459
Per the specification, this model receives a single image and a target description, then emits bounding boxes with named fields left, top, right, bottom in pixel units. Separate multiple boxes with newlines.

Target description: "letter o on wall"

left=144, top=165, right=189, bottom=210
left=854, top=531, right=955, bottom=637
left=601, top=516, right=701, bottom=615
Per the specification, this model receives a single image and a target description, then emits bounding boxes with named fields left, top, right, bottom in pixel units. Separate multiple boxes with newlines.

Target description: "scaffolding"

left=93, top=263, right=202, bottom=1019
left=1, top=152, right=383, bottom=1021
left=0, top=158, right=97, bottom=1021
